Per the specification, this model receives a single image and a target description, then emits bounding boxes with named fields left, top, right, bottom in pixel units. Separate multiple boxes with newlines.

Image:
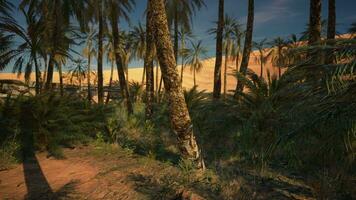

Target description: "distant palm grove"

left=0, top=0, right=355, bottom=199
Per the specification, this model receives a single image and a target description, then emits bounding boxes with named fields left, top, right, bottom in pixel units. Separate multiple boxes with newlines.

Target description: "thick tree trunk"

left=234, top=0, right=254, bottom=97
left=97, top=2, right=104, bottom=104
left=110, top=11, right=133, bottom=114
left=174, top=9, right=179, bottom=65
left=45, top=56, right=54, bottom=90
left=144, top=1, right=155, bottom=119
left=308, top=0, right=322, bottom=45
left=326, top=0, right=336, bottom=64
left=213, top=0, right=224, bottom=99
left=34, top=56, right=40, bottom=95
left=87, top=54, right=92, bottom=101
left=141, top=65, right=146, bottom=85
left=58, top=63, right=64, bottom=96
left=148, top=0, right=205, bottom=170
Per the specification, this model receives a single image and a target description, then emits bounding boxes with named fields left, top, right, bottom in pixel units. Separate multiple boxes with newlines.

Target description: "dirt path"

left=0, top=146, right=182, bottom=200
left=0, top=145, right=316, bottom=200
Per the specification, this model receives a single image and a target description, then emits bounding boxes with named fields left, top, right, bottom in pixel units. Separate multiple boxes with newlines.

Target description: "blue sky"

left=4, top=0, right=356, bottom=72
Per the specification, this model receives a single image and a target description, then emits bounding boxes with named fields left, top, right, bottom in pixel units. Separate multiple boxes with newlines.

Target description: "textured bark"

left=34, top=56, right=40, bottom=95
left=110, top=10, right=133, bottom=114
left=144, top=1, right=155, bottom=119
left=148, top=0, right=205, bottom=170
left=234, top=0, right=254, bottom=97
left=58, top=63, right=64, bottom=96
left=326, top=0, right=336, bottom=64
left=45, top=0, right=59, bottom=90
left=308, top=0, right=322, bottom=45
left=213, top=0, right=224, bottom=99
left=97, top=1, right=104, bottom=104
left=223, top=46, right=228, bottom=99
left=87, top=54, right=92, bottom=101
left=174, top=9, right=179, bottom=65
left=105, top=62, right=114, bottom=105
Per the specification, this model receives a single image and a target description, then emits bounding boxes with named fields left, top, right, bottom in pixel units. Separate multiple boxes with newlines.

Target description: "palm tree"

left=104, top=33, right=115, bottom=104
left=0, top=9, right=43, bottom=95
left=186, top=40, right=207, bottom=87
left=234, top=0, right=254, bottom=97
left=308, top=0, right=322, bottom=45
left=326, top=0, right=336, bottom=64
left=253, top=39, right=272, bottom=78
left=69, top=58, right=87, bottom=90
left=222, top=15, right=236, bottom=98
left=107, top=0, right=134, bottom=114
left=83, top=25, right=97, bottom=101
left=148, top=0, right=205, bottom=170
left=21, top=0, right=87, bottom=90
left=232, top=22, right=245, bottom=71
left=270, top=37, right=287, bottom=78
left=130, top=23, right=147, bottom=85
left=165, top=0, right=205, bottom=64
left=178, top=27, right=194, bottom=85
left=213, top=0, right=224, bottom=99
left=0, top=0, right=13, bottom=18
left=144, top=1, right=155, bottom=119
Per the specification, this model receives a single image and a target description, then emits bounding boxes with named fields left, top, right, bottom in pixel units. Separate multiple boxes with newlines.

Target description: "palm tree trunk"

left=42, top=55, right=48, bottom=89
left=110, top=9, right=133, bottom=114
left=34, top=56, right=40, bottom=95
left=308, top=0, right=322, bottom=46
left=193, top=68, right=196, bottom=87
left=234, top=0, right=254, bottom=97
left=326, top=0, right=336, bottom=64
left=141, top=65, right=146, bottom=85
left=236, top=43, right=240, bottom=71
left=58, top=63, right=64, bottom=96
left=223, top=46, right=228, bottom=99
left=260, top=53, right=263, bottom=78
left=213, top=0, right=224, bottom=99
left=97, top=1, right=104, bottom=104
left=105, top=61, right=114, bottom=105
left=149, top=0, right=205, bottom=170
left=87, top=54, right=92, bottom=101
left=174, top=9, right=179, bottom=65
left=156, top=61, right=159, bottom=93
left=145, top=1, right=155, bottom=119
left=45, top=56, right=54, bottom=90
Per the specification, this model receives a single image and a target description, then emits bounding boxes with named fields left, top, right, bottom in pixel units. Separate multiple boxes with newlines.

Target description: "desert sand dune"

left=0, top=53, right=280, bottom=93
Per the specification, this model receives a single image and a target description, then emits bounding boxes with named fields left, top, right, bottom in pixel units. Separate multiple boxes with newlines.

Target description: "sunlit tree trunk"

left=144, top=0, right=155, bottom=119
left=97, top=1, right=104, bottom=104
left=110, top=8, right=133, bottom=114
left=223, top=46, right=228, bottom=99
left=105, top=61, right=114, bottom=105
left=213, top=0, right=224, bottom=99
left=58, top=63, right=64, bottom=96
left=149, top=0, right=205, bottom=170
left=34, top=55, right=40, bottom=95
left=234, top=0, right=254, bottom=97
left=87, top=53, right=92, bottom=101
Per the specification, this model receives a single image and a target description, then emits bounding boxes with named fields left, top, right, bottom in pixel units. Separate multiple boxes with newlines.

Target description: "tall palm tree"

left=232, top=22, right=245, bottom=71
left=222, top=15, right=236, bottom=98
left=148, top=0, right=205, bottom=170
left=270, top=37, right=287, bottom=78
left=165, top=0, right=205, bottom=64
left=213, top=0, right=224, bottom=99
left=83, top=25, right=97, bottom=101
left=107, top=0, right=134, bottom=114
left=234, top=0, right=254, bottom=97
left=253, top=39, right=272, bottom=78
left=144, top=1, right=155, bottom=118
left=178, top=27, right=194, bottom=85
left=308, top=0, right=322, bottom=45
left=104, top=33, right=116, bottom=104
left=186, top=40, right=207, bottom=87
left=21, top=0, right=87, bottom=90
left=69, top=58, right=87, bottom=90
left=326, top=0, right=336, bottom=64
left=0, top=9, right=44, bottom=95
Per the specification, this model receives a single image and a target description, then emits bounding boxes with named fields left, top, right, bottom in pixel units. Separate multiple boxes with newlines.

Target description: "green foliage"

left=0, top=140, right=21, bottom=170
